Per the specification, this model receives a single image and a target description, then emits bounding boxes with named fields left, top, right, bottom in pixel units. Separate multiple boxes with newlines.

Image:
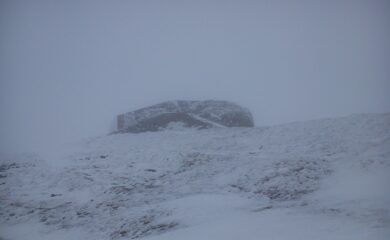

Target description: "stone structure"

left=115, top=100, right=254, bottom=133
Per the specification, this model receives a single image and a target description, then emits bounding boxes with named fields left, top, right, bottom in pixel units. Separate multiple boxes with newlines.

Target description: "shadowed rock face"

left=115, top=100, right=254, bottom=133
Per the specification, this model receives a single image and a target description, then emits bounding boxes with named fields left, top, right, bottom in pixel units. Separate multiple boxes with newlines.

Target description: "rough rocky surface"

left=115, top=100, right=254, bottom=133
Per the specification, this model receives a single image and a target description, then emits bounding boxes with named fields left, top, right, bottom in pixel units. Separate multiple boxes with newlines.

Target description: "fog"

left=1, top=0, right=389, bottom=152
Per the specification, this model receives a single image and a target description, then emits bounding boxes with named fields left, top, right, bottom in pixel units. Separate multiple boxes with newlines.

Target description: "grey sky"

left=1, top=0, right=389, bottom=152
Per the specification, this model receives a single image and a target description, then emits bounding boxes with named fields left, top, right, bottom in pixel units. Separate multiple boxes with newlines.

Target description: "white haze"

left=1, top=0, right=389, bottom=153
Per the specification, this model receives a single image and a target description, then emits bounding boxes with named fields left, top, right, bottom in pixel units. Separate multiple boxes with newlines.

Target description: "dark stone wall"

left=123, top=112, right=212, bottom=133
left=115, top=100, right=254, bottom=133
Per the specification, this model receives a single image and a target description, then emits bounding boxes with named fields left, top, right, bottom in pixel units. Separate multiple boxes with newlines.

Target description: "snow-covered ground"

left=1, top=113, right=389, bottom=240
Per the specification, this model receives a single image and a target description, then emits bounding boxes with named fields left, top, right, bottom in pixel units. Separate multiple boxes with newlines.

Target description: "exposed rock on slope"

left=115, top=100, right=254, bottom=133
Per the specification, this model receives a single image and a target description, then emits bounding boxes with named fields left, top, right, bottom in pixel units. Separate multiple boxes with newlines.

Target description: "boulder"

left=115, top=100, right=254, bottom=133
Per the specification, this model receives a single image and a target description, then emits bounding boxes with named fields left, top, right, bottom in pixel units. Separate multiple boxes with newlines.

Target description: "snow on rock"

left=115, top=100, right=254, bottom=133
left=0, top=113, right=389, bottom=240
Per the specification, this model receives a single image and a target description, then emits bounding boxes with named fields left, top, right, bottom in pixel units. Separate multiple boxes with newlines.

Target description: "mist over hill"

left=1, top=0, right=389, bottom=239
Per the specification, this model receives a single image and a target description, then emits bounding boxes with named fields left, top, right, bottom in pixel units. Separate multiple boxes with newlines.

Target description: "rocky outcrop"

left=115, top=100, right=254, bottom=133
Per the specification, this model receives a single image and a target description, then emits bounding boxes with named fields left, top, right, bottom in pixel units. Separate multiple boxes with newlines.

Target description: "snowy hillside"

left=1, top=113, right=389, bottom=240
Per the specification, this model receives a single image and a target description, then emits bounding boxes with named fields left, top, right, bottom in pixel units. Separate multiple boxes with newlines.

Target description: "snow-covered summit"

left=116, top=100, right=254, bottom=133
left=0, top=113, right=389, bottom=240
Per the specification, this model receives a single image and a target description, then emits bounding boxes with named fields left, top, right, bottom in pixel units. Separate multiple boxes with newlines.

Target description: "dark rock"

left=0, top=163, right=19, bottom=172
left=115, top=100, right=254, bottom=133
